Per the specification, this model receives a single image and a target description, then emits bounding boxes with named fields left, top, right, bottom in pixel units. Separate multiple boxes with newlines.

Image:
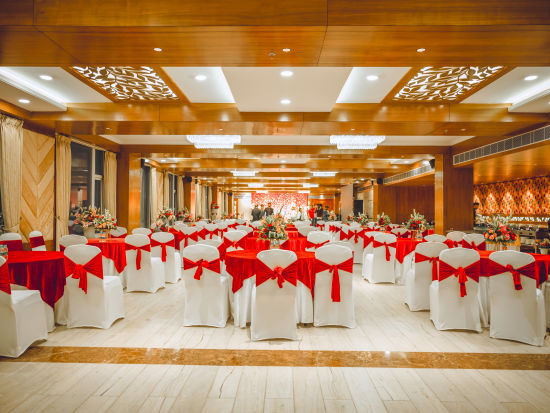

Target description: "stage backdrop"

left=251, top=193, right=308, bottom=219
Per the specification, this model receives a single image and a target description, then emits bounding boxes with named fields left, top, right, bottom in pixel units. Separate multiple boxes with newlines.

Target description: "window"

left=70, top=142, right=104, bottom=212
left=140, top=160, right=151, bottom=227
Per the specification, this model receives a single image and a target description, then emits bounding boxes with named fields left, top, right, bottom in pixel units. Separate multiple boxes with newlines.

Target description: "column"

left=116, top=152, right=141, bottom=231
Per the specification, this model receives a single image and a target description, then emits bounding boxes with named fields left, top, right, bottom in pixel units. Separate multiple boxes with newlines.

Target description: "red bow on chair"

left=183, top=257, right=221, bottom=280
left=205, top=228, right=219, bottom=239
left=223, top=236, right=246, bottom=251
left=29, top=235, right=45, bottom=249
left=315, top=257, right=354, bottom=302
left=255, top=260, right=297, bottom=288
left=339, top=229, right=349, bottom=241
left=460, top=240, right=486, bottom=251
left=438, top=260, right=480, bottom=297
left=64, top=253, right=103, bottom=293
left=444, top=239, right=460, bottom=248
left=306, top=240, right=330, bottom=249
left=329, top=225, right=335, bottom=232
left=372, top=240, right=397, bottom=261
left=125, top=243, right=151, bottom=270
left=0, top=262, right=11, bottom=295
left=488, top=261, right=537, bottom=290
left=197, top=228, right=207, bottom=239
left=181, top=232, right=199, bottom=247
left=150, top=238, right=175, bottom=262
left=349, top=229, right=365, bottom=243
left=228, top=223, right=238, bottom=229
left=0, top=239, right=23, bottom=251
left=363, top=235, right=374, bottom=249
left=415, top=253, right=439, bottom=281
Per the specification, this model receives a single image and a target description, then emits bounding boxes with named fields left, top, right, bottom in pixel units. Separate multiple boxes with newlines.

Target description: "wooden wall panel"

left=394, top=186, right=435, bottom=224
left=21, top=129, right=55, bottom=249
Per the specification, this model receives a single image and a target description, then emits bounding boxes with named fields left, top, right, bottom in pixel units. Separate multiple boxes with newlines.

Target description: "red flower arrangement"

left=483, top=214, right=517, bottom=245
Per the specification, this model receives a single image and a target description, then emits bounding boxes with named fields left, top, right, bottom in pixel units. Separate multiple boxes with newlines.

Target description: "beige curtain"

left=163, top=172, right=170, bottom=208
left=55, top=134, right=71, bottom=248
left=195, top=182, right=201, bottom=218
left=202, top=186, right=208, bottom=219
left=103, top=151, right=117, bottom=215
left=0, top=115, right=23, bottom=234
left=219, top=191, right=224, bottom=216
left=177, top=176, right=184, bottom=211
left=150, top=167, right=157, bottom=225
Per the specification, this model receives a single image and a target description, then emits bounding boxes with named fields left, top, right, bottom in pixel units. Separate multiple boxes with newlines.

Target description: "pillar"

left=116, top=152, right=141, bottom=231
left=183, top=177, right=195, bottom=217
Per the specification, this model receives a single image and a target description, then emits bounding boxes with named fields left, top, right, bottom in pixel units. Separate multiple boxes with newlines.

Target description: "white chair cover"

left=132, top=227, right=152, bottom=236
left=488, top=251, right=546, bottom=346
left=251, top=250, right=298, bottom=341
left=463, top=232, right=490, bottom=325
left=305, top=231, right=332, bottom=252
left=446, top=231, right=466, bottom=247
left=151, top=232, right=182, bottom=284
left=463, top=233, right=486, bottom=248
left=361, top=231, right=378, bottom=263
left=64, top=245, right=124, bottom=329
left=236, top=219, right=246, bottom=225
left=363, top=233, right=397, bottom=283
left=182, top=244, right=229, bottom=327
left=430, top=248, right=482, bottom=332
left=29, top=230, right=46, bottom=251
left=405, top=242, right=448, bottom=311
left=223, top=230, right=250, bottom=328
left=314, top=245, right=355, bottom=328
left=110, top=227, right=127, bottom=237
left=424, top=234, right=447, bottom=243
left=346, top=225, right=364, bottom=264
left=204, top=223, right=220, bottom=240
left=0, top=257, right=48, bottom=357
left=297, top=226, right=315, bottom=238
left=59, top=234, right=87, bottom=250
left=125, top=234, right=165, bottom=293
left=236, top=225, right=253, bottom=234
left=391, top=227, right=409, bottom=238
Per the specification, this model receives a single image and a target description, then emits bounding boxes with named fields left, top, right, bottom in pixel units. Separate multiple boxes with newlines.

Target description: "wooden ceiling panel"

left=0, top=0, right=34, bottom=25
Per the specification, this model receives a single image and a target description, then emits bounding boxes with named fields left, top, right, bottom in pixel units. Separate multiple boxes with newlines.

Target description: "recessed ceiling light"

left=39, top=74, right=53, bottom=81
left=460, top=128, right=466, bottom=131
left=416, top=48, right=426, bottom=53
left=18, top=99, right=30, bottom=104
left=194, top=74, right=207, bottom=81
left=524, top=75, right=538, bottom=81
left=282, top=48, right=291, bottom=52
left=281, top=160, right=287, bottom=163
left=280, top=99, right=291, bottom=105
left=153, top=47, right=163, bottom=52
left=280, top=70, right=293, bottom=77
left=366, top=75, right=379, bottom=81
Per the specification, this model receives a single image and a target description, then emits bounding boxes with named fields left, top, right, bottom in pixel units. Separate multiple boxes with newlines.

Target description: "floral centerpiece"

left=73, top=206, right=100, bottom=228
left=376, top=212, right=391, bottom=227
left=406, top=209, right=427, bottom=232
left=257, top=215, right=288, bottom=246
left=539, top=238, right=550, bottom=254
left=483, top=214, right=517, bottom=249
left=347, top=213, right=358, bottom=223
left=94, top=210, right=117, bottom=237
left=155, top=207, right=175, bottom=231
left=357, top=213, right=370, bottom=226
left=176, top=207, right=193, bottom=223
left=222, top=213, right=237, bottom=220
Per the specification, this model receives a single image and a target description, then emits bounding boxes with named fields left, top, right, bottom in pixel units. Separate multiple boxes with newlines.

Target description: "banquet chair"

left=125, top=234, right=165, bottom=293
left=251, top=249, right=298, bottom=340
left=198, top=239, right=224, bottom=264
left=0, top=256, right=48, bottom=357
left=462, top=233, right=489, bottom=324
left=297, top=226, right=316, bottom=238
left=361, top=231, right=378, bottom=264
left=316, top=220, right=326, bottom=231
left=151, top=232, right=181, bottom=284
left=430, top=248, right=482, bottom=333
left=204, top=223, right=220, bottom=240
left=64, top=245, right=124, bottom=329
left=182, top=244, right=228, bottom=327
left=29, top=230, right=47, bottom=251
left=217, top=222, right=229, bottom=237
left=306, top=231, right=332, bottom=252
left=349, top=221, right=361, bottom=229
left=314, top=244, right=355, bottom=328
left=59, top=234, right=87, bottom=251
left=366, top=222, right=377, bottom=229
left=391, top=227, right=410, bottom=238
left=236, top=225, right=253, bottom=235
left=488, top=251, right=545, bottom=346
left=405, top=242, right=448, bottom=311
left=0, top=233, right=23, bottom=251
left=388, top=224, right=401, bottom=230
left=445, top=231, right=466, bottom=248
left=424, top=234, right=447, bottom=243
left=132, top=227, right=152, bottom=236
left=338, top=224, right=351, bottom=243
left=462, top=233, right=486, bottom=250
left=236, top=219, right=246, bottom=225
left=363, top=232, right=397, bottom=283
left=179, top=226, right=199, bottom=254
left=110, top=227, right=127, bottom=238
left=174, top=222, right=187, bottom=231
left=223, top=230, right=249, bottom=327
left=347, top=225, right=365, bottom=264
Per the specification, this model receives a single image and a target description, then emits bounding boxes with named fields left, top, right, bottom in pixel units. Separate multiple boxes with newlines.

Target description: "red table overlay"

left=87, top=238, right=127, bottom=273
left=244, top=238, right=270, bottom=251
left=395, top=239, right=424, bottom=264
left=478, top=250, right=550, bottom=284
left=281, top=237, right=308, bottom=252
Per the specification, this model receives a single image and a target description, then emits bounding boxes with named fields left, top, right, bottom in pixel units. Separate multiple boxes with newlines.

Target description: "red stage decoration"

left=251, top=193, right=308, bottom=219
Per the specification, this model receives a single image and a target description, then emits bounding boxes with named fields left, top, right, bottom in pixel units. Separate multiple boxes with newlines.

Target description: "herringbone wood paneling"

left=21, top=129, right=55, bottom=247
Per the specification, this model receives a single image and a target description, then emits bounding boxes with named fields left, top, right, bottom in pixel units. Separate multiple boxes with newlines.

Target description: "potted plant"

left=539, top=238, right=550, bottom=255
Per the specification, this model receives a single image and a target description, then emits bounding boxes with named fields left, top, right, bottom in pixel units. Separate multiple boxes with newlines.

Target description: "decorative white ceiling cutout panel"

left=337, top=67, right=410, bottom=103
left=222, top=67, right=351, bottom=112
left=70, top=66, right=178, bottom=101
left=162, top=67, right=235, bottom=103
left=393, top=66, right=504, bottom=102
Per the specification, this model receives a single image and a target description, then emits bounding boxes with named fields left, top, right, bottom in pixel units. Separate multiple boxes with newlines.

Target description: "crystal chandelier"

left=186, top=135, right=241, bottom=149
left=329, top=135, right=385, bottom=150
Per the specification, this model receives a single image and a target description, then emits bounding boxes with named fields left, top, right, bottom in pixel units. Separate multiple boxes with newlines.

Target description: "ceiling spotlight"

left=280, top=70, right=293, bottom=77
left=282, top=48, right=291, bottom=52
left=366, top=75, right=379, bottom=81
left=524, top=75, right=538, bottom=81
left=416, top=48, right=426, bottom=53
left=39, top=74, right=53, bottom=81
left=312, top=171, right=337, bottom=177
left=194, top=74, right=207, bottom=81
left=280, top=98, right=291, bottom=105
left=18, top=98, right=30, bottom=104
left=153, top=47, right=163, bottom=52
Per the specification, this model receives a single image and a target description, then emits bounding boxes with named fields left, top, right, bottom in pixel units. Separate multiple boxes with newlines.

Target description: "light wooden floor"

left=42, top=265, right=550, bottom=354
left=2, top=362, right=550, bottom=412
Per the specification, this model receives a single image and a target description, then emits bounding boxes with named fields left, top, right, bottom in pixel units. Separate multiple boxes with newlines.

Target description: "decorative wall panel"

left=70, top=66, right=179, bottom=101
left=474, top=176, right=550, bottom=216
left=251, top=193, right=308, bottom=219
left=21, top=129, right=55, bottom=247
left=393, top=66, right=504, bottom=102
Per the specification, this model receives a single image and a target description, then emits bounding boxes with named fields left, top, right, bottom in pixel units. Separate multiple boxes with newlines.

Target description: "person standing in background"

left=308, top=204, right=316, bottom=226
left=251, top=204, right=262, bottom=221
left=264, top=202, right=274, bottom=217
left=323, top=205, right=330, bottom=221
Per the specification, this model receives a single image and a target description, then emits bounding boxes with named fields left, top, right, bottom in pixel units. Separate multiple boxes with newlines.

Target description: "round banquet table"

left=225, top=249, right=315, bottom=294
left=87, top=238, right=127, bottom=273
left=244, top=237, right=270, bottom=251
left=281, top=237, right=308, bottom=252
left=395, top=239, right=424, bottom=264
left=7, top=251, right=66, bottom=308
left=478, top=250, right=550, bottom=283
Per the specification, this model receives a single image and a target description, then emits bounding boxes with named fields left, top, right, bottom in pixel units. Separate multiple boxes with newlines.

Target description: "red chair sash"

left=372, top=240, right=397, bottom=261
left=314, top=257, right=353, bottom=302
left=183, top=257, right=221, bottom=280
left=60, top=245, right=66, bottom=252
left=339, top=229, right=349, bottom=241
left=150, top=238, right=175, bottom=262
left=488, top=260, right=538, bottom=290
left=363, top=235, right=374, bottom=249
left=415, top=253, right=440, bottom=281
left=110, top=233, right=127, bottom=239
left=438, top=260, right=480, bottom=297
left=228, top=223, right=238, bottom=229
left=205, top=228, right=219, bottom=239
left=64, top=253, right=103, bottom=293
left=255, top=260, right=297, bottom=288
left=125, top=243, right=151, bottom=270
left=306, top=240, right=330, bottom=249
left=197, top=228, right=207, bottom=239
left=181, top=232, right=199, bottom=247
left=460, top=240, right=487, bottom=251
left=395, top=231, right=411, bottom=239
left=29, top=235, right=46, bottom=248
left=0, top=262, right=10, bottom=295
left=223, top=236, right=246, bottom=251
left=0, top=239, right=23, bottom=251
left=444, top=239, right=460, bottom=248
left=349, top=229, right=365, bottom=243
